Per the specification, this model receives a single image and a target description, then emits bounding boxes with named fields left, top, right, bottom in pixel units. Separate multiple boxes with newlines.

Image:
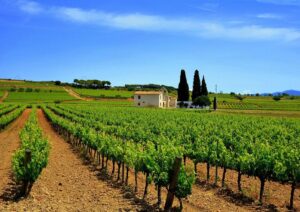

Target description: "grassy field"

left=0, top=91, right=3, bottom=98
left=1, top=79, right=299, bottom=112
left=4, top=90, right=76, bottom=103
left=210, top=94, right=300, bottom=111
left=0, top=79, right=57, bottom=87
left=74, top=88, right=134, bottom=98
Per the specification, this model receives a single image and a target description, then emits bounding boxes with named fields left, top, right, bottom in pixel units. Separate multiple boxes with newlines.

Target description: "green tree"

left=192, top=70, right=201, bottom=101
left=192, top=96, right=211, bottom=107
left=178, top=69, right=190, bottom=101
left=201, top=76, right=208, bottom=96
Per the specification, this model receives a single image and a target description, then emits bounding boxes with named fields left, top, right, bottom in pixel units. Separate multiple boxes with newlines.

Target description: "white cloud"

left=257, top=0, right=300, bottom=6
left=16, top=1, right=300, bottom=42
left=17, top=0, right=43, bottom=14
left=256, top=13, right=282, bottom=19
left=196, top=3, right=219, bottom=12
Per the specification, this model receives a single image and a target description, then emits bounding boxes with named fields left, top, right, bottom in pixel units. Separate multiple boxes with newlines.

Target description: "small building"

left=134, top=88, right=177, bottom=108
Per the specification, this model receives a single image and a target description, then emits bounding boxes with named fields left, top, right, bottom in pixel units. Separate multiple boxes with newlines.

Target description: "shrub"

left=54, top=81, right=61, bottom=86
left=273, top=96, right=282, bottom=101
left=235, top=94, right=245, bottom=101
left=25, top=88, right=33, bottom=92
left=54, top=100, right=61, bottom=104
left=10, top=87, right=17, bottom=92
left=18, top=88, right=24, bottom=92
left=193, top=96, right=211, bottom=107
left=34, top=89, right=40, bottom=92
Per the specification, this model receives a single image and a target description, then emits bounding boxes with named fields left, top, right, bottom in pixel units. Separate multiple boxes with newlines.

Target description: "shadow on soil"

left=195, top=178, right=279, bottom=212
left=67, top=144, right=158, bottom=212
left=0, top=174, right=25, bottom=202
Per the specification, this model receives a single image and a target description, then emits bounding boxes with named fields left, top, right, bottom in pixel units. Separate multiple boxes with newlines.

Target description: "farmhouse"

left=134, top=88, right=177, bottom=108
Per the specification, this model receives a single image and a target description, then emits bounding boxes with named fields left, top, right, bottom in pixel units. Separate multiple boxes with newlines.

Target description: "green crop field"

left=4, top=90, right=76, bottom=103
left=0, top=79, right=57, bottom=87
left=40, top=102, right=300, bottom=210
left=74, top=88, right=134, bottom=98
left=210, top=94, right=300, bottom=111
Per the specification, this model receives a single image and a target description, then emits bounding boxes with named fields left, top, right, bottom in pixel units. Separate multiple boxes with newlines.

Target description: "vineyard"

left=41, top=104, right=300, bottom=209
left=0, top=102, right=299, bottom=211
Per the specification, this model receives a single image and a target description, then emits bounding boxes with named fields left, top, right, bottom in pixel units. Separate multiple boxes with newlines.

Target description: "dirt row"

left=0, top=110, right=146, bottom=211
left=0, top=109, right=299, bottom=211
left=0, top=109, right=30, bottom=193
left=0, top=91, right=8, bottom=103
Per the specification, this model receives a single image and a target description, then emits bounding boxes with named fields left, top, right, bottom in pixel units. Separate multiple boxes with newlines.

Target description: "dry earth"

left=0, top=91, right=8, bottom=103
left=0, top=108, right=299, bottom=211
left=0, top=110, right=148, bottom=211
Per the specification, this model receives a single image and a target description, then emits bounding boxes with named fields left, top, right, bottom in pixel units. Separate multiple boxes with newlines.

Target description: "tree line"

left=177, top=69, right=209, bottom=106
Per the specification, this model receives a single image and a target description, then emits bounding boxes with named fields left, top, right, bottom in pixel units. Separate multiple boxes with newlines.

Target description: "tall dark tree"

left=192, top=70, right=201, bottom=101
left=201, top=76, right=208, bottom=96
left=177, top=69, right=190, bottom=101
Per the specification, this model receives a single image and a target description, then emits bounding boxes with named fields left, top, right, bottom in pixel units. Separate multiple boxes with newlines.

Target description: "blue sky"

left=0, top=0, right=300, bottom=93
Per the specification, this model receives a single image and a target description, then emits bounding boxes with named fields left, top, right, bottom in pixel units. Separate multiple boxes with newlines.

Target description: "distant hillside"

left=261, top=90, right=300, bottom=96
left=273, top=90, right=300, bottom=96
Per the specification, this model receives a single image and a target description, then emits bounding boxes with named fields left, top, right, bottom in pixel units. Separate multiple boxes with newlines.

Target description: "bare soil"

left=195, top=163, right=300, bottom=211
left=0, top=109, right=31, bottom=201
left=0, top=109, right=148, bottom=211
left=99, top=159, right=248, bottom=212
left=63, top=87, right=90, bottom=101
left=1, top=109, right=298, bottom=211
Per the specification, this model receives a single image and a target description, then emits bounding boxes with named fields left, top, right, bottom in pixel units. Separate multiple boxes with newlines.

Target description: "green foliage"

left=273, top=96, right=282, bottom=101
left=178, top=69, right=190, bottom=101
left=73, top=79, right=111, bottom=89
left=201, top=76, right=208, bottom=96
left=41, top=103, right=300, bottom=207
left=12, top=109, right=50, bottom=183
left=175, top=165, right=195, bottom=199
left=192, top=70, right=201, bottom=101
left=0, top=105, right=25, bottom=130
left=5, top=90, right=76, bottom=103
left=235, top=94, right=245, bottom=101
left=193, top=96, right=211, bottom=107
left=74, top=88, right=133, bottom=98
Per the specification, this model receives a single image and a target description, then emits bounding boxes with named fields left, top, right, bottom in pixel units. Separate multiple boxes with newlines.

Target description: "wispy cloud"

left=195, top=3, right=219, bottom=12
left=257, top=0, right=300, bottom=6
left=16, top=1, right=300, bottom=42
left=17, top=0, right=43, bottom=14
left=256, top=13, right=283, bottom=19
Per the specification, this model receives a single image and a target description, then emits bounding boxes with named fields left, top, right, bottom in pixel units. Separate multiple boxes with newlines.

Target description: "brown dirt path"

left=63, top=87, right=90, bottom=101
left=0, top=91, right=8, bottom=103
left=0, top=109, right=146, bottom=211
left=0, top=109, right=31, bottom=197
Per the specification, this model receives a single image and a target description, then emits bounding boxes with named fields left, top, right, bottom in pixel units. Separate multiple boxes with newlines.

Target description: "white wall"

left=134, top=94, right=161, bottom=107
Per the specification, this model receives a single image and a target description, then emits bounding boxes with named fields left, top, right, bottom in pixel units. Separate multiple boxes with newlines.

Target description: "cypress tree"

left=177, top=69, right=189, bottom=101
left=201, top=76, right=208, bottom=96
left=192, top=70, right=201, bottom=101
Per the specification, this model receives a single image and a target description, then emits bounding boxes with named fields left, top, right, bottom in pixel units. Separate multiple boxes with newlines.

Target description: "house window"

left=138, top=95, right=141, bottom=99
left=138, top=103, right=141, bottom=106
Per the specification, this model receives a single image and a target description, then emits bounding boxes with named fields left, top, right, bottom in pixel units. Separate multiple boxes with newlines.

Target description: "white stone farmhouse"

left=134, top=88, right=177, bottom=108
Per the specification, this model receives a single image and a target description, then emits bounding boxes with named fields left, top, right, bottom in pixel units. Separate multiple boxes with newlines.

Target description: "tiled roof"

left=134, top=91, right=161, bottom=95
